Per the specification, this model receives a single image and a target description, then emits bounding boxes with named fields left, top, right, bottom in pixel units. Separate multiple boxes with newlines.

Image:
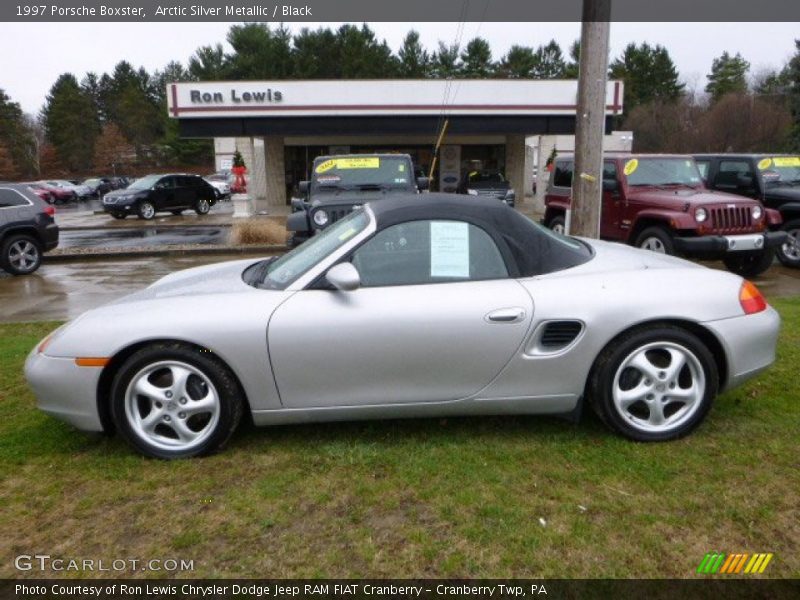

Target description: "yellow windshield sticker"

left=623, top=159, right=639, bottom=176
left=315, top=159, right=336, bottom=173
left=772, top=157, right=800, bottom=168
left=338, top=227, right=357, bottom=242
left=757, top=158, right=773, bottom=170
left=398, top=164, right=405, bottom=172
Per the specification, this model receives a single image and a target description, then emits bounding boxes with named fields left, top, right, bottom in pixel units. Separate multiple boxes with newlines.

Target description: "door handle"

left=486, top=307, right=526, bottom=324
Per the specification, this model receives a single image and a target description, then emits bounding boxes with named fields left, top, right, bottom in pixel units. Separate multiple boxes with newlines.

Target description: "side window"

left=155, top=177, right=175, bottom=190
left=0, top=188, right=31, bottom=208
left=178, top=176, right=195, bottom=187
left=603, top=161, right=618, bottom=181
left=553, top=161, right=574, bottom=188
left=715, top=160, right=754, bottom=190
left=695, top=160, right=711, bottom=180
left=351, top=220, right=508, bottom=287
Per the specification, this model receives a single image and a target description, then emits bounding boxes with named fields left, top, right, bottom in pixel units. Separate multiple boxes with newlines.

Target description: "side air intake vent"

left=539, top=321, right=583, bottom=350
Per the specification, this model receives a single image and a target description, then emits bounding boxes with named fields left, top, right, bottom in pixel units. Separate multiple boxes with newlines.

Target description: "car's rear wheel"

left=723, top=249, right=774, bottom=277
left=1, top=234, right=42, bottom=275
left=195, top=198, right=211, bottom=215
left=137, top=201, right=156, bottom=220
left=589, top=326, right=718, bottom=441
left=776, top=219, right=800, bottom=268
left=548, top=215, right=565, bottom=235
left=635, top=226, right=675, bottom=255
left=110, top=343, right=243, bottom=459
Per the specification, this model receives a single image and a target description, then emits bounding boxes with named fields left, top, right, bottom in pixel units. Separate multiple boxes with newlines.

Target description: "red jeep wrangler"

left=543, top=154, right=786, bottom=277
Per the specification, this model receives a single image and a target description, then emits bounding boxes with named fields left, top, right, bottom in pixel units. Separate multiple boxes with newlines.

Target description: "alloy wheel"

left=140, top=202, right=155, bottom=219
left=124, top=361, right=220, bottom=452
left=640, top=237, right=666, bottom=253
left=8, top=240, right=40, bottom=272
left=612, top=341, right=706, bottom=433
left=197, top=199, right=210, bottom=214
left=782, top=228, right=800, bottom=261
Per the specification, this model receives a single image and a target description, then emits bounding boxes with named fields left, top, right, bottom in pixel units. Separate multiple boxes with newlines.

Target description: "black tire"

left=634, top=226, right=675, bottom=255
left=548, top=215, right=566, bottom=235
left=195, top=197, right=211, bottom=215
left=723, top=249, right=774, bottom=278
left=287, top=232, right=310, bottom=248
left=588, top=325, right=718, bottom=442
left=0, top=234, right=43, bottom=275
left=109, top=342, right=244, bottom=459
left=137, top=200, right=156, bottom=220
left=171, top=209, right=183, bottom=216
left=775, top=219, right=800, bottom=268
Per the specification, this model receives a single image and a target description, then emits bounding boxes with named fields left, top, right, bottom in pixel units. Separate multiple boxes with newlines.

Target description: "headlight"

left=466, top=189, right=478, bottom=196
left=752, top=206, right=763, bottom=220
left=695, top=207, right=708, bottom=223
left=313, top=210, right=329, bottom=226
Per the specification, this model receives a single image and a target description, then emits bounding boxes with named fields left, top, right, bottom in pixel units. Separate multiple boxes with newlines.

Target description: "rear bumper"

left=42, top=222, right=59, bottom=251
left=674, top=231, right=787, bottom=255
left=703, top=306, right=781, bottom=391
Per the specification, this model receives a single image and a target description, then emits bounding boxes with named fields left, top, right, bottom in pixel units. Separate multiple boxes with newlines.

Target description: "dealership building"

left=167, top=79, right=624, bottom=212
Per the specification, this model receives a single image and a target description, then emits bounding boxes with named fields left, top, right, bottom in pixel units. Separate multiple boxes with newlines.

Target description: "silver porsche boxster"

left=25, top=194, right=780, bottom=458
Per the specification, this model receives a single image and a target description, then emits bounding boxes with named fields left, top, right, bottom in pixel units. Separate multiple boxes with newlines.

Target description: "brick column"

left=263, top=136, right=286, bottom=209
left=505, top=134, right=527, bottom=207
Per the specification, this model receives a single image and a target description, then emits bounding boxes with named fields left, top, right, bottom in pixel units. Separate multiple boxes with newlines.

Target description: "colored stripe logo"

left=697, top=552, right=773, bottom=574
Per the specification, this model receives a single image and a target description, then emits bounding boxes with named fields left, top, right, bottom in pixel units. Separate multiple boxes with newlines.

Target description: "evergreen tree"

left=188, top=44, right=228, bottom=80
left=41, top=74, right=98, bottom=172
left=609, top=42, right=685, bottom=112
left=787, top=40, right=800, bottom=150
left=459, top=37, right=494, bottom=78
left=334, top=24, right=398, bottom=78
left=705, top=51, right=750, bottom=102
left=226, top=24, right=293, bottom=79
left=531, top=40, right=567, bottom=79
left=0, top=89, right=38, bottom=178
left=431, top=42, right=460, bottom=79
left=497, top=45, right=536, bottom=78
left=398, top=31, right=430, bottom=77
left=292, top=28, right=340, bottom=78
left=563, top=40, right=581, bottom=78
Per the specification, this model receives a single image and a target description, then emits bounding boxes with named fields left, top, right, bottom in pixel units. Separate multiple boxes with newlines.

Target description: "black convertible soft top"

left=367, top=193, right=593, bottom=277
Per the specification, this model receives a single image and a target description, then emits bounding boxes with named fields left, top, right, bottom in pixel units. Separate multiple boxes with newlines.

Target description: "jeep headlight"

left=313, top=210, right=329, bottom=226
left=752, top=205, right=763, bottom=220
left=695, top=207, right=708, bottom=223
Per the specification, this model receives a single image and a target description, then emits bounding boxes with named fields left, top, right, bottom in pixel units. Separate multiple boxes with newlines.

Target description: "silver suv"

left=0, top=184, right=59, bottom=275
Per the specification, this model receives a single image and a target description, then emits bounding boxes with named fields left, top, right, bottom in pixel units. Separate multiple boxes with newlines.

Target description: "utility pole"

left=569, top=0, right=611, bottom=238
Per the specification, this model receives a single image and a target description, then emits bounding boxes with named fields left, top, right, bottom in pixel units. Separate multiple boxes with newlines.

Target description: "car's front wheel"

left=634, top=226, right=675, bottom=255
left=589, top=325, right=718, bottom=441
left=1, top=234, right=43, bottom=275
left=137, top=201, right=156, bottom=220
left=548, top=215, right=565, bottom=235
left=723, top=249, right=774, bottom=277
left=776, top=219, right=800, bottom=268
left=110, top=343, right=243, bottom=459
left=195, top=198, right=211, bottom=215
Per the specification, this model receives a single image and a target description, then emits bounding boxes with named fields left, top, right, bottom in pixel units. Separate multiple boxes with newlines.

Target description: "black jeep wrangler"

left=695, top=154, right=800, bottom=268
left=286, top=154, right=428, bottom=247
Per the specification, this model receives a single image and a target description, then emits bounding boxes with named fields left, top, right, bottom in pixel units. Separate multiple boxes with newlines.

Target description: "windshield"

left=260, top=209, right=370, bottom=290
left=311, top=156, right=412, bottom=191
left=127, top=175, right=161, bottom=190
left=83, top=178, right=99, bottom=185
left=624, top=158, right=702, bottom=187
left=468, top=171, right=506, bottom=184
left=758, top=156, right=800, bottom=185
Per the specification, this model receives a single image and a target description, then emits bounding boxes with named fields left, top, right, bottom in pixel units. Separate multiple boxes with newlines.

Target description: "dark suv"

left=287, top=154, right=428, bottom=247
left=0, top=184, right=59, bottom=275
left=694, top=154, right=800, bottom=268
left=102, top=173, right=217, bottom=220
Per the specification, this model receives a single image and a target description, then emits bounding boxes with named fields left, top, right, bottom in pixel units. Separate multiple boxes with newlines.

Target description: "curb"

left=58, top=222, right=236, bottom=231
left=43, top=244, right=287, bottom=262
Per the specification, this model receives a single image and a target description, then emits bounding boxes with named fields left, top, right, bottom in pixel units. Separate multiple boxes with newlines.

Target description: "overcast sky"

left=2, top=22, right=798, bottom=114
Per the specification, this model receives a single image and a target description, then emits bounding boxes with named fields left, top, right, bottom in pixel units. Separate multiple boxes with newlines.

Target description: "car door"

left=268, top=219, right=534, bottom=408
left=600, top=160, right=624, bottom=240
left=152, top=176, right=176, bottom=209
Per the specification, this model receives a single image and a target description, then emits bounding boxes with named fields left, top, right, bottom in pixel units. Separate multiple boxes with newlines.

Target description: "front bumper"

left=703, top=306, right=781, bottom=391
left=24, top=350, right=105, bottom=432
left=674, top=231, right=788, bottom=255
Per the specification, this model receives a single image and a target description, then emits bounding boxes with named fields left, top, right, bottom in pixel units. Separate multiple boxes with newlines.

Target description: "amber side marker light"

left=75, top=357, right=110, bottom=367
left=740, top=281, right=767, bottom=315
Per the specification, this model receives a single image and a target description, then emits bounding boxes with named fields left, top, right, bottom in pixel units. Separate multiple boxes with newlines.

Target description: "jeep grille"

left=709, top=206, right=752, bottom=232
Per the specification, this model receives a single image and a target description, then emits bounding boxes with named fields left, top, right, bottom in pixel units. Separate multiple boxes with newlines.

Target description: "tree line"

left=0, top=23, right=798, bottom=180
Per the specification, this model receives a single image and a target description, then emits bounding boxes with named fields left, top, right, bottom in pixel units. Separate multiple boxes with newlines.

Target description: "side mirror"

left=290, top=197, right=306, bottom=213
left=298, top=181, right=309, bottom=195
left=416, top=176, right=430, bottom=191
left=602, top=179, right=619, bottom=193
left=325, top=262, right=361, bottom=292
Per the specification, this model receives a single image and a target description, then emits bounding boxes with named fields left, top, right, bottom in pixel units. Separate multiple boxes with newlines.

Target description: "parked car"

left=101, top=173, right=217, bottom=220
left=204, top=174, right=231, bottom=199
left=0, top=183, right=59, bottom=275
left=43, top=179, right=92, bottom=201
left=694, top=154, right=800, bottom=268
left=25, top=194, right=779, bottom=458
left=82, top=177, right=114, bottom=196
left=24, top=183, right=53, bottom=204
left=286, top=153, right=428, bottom=247
left=35, top=181, right=76, bottom=204
left=543, top=154, right=786, bottom=277
left=457, top=169, right=516, bottom=207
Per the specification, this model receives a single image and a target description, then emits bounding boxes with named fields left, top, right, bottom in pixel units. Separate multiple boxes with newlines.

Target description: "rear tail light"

left=44, top=205, right=56, bottom=217
left=739, top=280, right=767, bottom=315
